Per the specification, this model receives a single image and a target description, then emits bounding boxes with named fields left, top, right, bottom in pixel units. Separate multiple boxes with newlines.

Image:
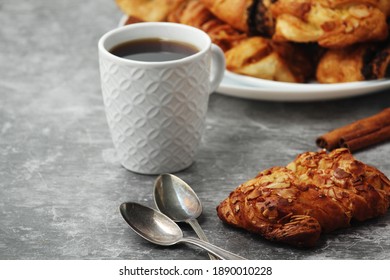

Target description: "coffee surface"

left=109, top=38, right=198, bottom=62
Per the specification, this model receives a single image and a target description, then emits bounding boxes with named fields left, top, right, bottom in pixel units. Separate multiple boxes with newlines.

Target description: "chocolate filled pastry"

left=200, top=0, right=276, bottom=36
left=170, top=0, right=318, bottom=82
left=217, top=148, right=390, bottom=247
left=316, top=41, right=390, bottom=83
left=316, top=44, right=376, bottom=83
left=225, top=37, right=317, bottom=82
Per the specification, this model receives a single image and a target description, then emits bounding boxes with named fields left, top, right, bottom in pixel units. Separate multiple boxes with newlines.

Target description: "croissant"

left=217, top=148, right=390, bottom=247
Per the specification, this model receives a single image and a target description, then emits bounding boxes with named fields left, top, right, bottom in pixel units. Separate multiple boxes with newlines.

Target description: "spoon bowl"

left=154, top=173, right=202, bottom=221
left=120, top=202, right=246, bottom=260
left=120, top=202, right=181, bottom=245
left=154, top=173, right=217, bottom=259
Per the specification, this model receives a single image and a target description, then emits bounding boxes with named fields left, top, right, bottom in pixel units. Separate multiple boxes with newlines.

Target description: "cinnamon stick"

left=340, top=125, right=390, bottom=152
left=316, top=108, right=390, bottom=152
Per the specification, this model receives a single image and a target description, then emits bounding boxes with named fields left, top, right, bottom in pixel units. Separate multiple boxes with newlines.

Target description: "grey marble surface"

left=1, top=0, right=390, bottom=260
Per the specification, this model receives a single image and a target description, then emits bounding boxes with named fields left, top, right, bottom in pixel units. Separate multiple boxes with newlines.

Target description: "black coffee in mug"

left=109, top=38, right=199, bottom=62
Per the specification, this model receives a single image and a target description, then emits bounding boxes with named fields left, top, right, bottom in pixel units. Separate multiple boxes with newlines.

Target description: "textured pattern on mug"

left=100, top=55, right=211, bottom=174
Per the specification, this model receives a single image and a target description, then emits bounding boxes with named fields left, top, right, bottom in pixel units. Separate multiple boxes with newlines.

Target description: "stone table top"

left=1, top=0, right=390, bottom=260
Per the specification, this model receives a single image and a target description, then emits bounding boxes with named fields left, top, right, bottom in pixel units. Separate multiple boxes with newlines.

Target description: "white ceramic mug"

left=98, top=22, right=225, bottom=174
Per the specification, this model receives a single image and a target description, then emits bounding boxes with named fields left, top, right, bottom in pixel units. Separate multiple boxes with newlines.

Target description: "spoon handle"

left=187, top=219, right=218, bottom=260
left=181, top=236, right=246, bottom=260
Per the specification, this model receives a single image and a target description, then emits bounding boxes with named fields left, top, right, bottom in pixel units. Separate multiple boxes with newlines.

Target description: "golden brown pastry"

left=200, top=0, right=389, bottom=48
left=199, top=0, right=253, bottom=32
left=316, top=42, right=390, bottom=83
left=167, top=0, right=247, bottom=51
left=270, top=0, right=389, bottom=48
left=115, top=0, right=186, bottom=22
left=116, top=0, right=390, bottom=83
left=217, top=148, right=390, bottom=247
left=199, top=0, right=277, bottom=36
left=169, top=0, right=317, bottom=82
left=316, top=45, right=370, bottom=83
left=225, top=37, right=317, bottom=82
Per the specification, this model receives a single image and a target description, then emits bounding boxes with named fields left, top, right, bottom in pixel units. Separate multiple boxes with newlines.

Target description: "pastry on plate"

left=225, top=37, right=317, bottom=82
left=167, top=0, right=247, bottom=51
left=116, top=0, right=390, bottom=83
left=201, top=0, right=389, bottom=48
left=270, top=0, right=388, bottom=48
left=217, top=148, right=390, bottom=247
left=200, top=0, right=276, bottom=35
left=199, top=0, right=254, bottom=32
left=316, top=42, right=390, bottom=83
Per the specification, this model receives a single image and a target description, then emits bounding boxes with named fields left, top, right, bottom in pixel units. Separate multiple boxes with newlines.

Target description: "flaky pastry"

left=217, top=148, right=390, bottom=247
left=316, top=41, right=390, bottom=83
left=167, top=0, right=247, bottom=51
left=200, top=0, right=253, bottom=32
left=270, top=0, right=388, bottom=48
left=225, top=37, right=317, bottom=82
left=117, top=0, right=390, bottom=83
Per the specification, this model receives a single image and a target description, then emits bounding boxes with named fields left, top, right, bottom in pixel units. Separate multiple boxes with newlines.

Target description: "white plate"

left=218, top=71, right=390, bottom=101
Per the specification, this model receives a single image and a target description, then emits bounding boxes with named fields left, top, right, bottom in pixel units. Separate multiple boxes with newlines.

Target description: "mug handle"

left=209, top=44, right=226, bottom=94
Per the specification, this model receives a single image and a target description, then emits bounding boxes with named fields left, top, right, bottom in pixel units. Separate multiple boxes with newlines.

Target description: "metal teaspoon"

left=119, top=202, right=246, bottom=260
left=153, top=173, right=217, bottom=260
